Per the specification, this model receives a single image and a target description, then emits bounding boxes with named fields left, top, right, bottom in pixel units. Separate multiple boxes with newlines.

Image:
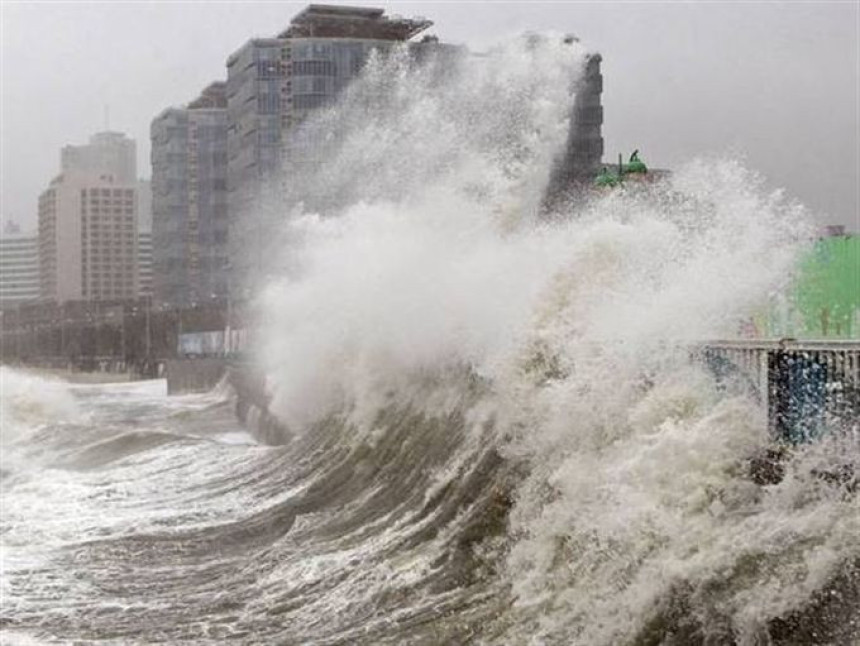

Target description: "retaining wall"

left=165, top=358, right=227, bottom=394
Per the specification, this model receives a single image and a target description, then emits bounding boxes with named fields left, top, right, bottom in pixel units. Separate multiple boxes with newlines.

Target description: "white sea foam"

left=0, top=367, right=82, bottom=469
left=256, top=38, right=811, bottom=434
left=2, top=35, right=853, bottom=646
left=257, top=36, right=591, bottom=431
left=252, top=35, right=856, bottom=643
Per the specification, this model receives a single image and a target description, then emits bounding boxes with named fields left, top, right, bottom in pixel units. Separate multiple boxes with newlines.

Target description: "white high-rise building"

left=39, top=132, right=139, bottom=303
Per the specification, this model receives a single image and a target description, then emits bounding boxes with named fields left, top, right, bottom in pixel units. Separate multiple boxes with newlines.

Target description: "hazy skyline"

left=1, top=1, right=858, bottom=232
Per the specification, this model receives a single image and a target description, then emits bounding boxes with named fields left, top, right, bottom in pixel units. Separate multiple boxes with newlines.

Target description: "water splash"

left=251, top=34, right=857, bottom=644
left=0, top=367, right=82, bottom=472
left=255, top=39, right=810, bottom=438
left=2, top=35, right=856, bottom=646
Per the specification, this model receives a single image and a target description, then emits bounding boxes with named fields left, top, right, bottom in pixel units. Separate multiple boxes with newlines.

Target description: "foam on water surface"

left=2, top=37, right=857, bottom=645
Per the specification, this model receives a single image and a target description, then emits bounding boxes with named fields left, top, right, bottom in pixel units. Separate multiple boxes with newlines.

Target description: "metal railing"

left=701, top=340, right=860, bottom=443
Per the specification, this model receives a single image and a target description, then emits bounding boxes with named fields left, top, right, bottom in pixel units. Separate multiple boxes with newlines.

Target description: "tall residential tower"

left=225, top=5, right=433, bottom=294
left=38, top=133, right=139, bottom=303
left=150, top=82, right=229, bottom=306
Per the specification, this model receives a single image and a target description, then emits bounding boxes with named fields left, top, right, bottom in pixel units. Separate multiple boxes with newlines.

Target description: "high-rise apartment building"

left=226, top=6, right=431, bottom=190
left=225, top=5, right=433, bottom=293
left=0, top=223, right=40, bottom=311
left=39, top=172, right=139, bottom=302
left=38, top=133, right=139, bottom=303
left=150, top=82, right=229, bottom=306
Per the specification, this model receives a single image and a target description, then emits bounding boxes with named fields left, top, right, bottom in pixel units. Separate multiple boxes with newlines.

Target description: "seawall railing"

left=700, top=340, right=859, bottom=443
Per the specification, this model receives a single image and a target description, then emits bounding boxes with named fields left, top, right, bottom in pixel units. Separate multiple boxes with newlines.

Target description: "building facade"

left=225, top=5, right=433, bottom=294
left=137, top=178, right=152, bottom=232
left=39, top=172, right=139, bottom=303
left=61, top=131, right=137, bottom=183
left=38, top=132, right=140, bottom=304
left=150, top=82, right=229, bottom=307
left=226, top=5, right=432, bottom=190
left=0, top=225, right=40, bottom=311
left=138, top=231, right=152, bottom=298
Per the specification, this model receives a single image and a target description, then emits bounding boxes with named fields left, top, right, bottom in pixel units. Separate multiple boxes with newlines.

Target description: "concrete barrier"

left=165, top=358, right=227, bottom=394
left=228, top=362, right=292, bottom=444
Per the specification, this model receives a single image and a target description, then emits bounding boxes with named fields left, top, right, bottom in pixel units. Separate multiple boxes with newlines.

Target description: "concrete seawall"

left=165, top=357, right=289, bottom=444
left=165, top=358, right=227, bottom=395
left=227, top=362, right=291, bottom=445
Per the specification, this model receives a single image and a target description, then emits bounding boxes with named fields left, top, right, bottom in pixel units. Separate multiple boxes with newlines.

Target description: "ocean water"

left=2, top=37, right=858, bottom=645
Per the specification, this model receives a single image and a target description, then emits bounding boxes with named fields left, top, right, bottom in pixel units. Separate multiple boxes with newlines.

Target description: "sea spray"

left=252, top=33, right=857, bottom=645
left=0, top=367, right=82, bottom=473
left=256, top=36, right=590, bottom=432
left=1, top=35, right=855, bottom=646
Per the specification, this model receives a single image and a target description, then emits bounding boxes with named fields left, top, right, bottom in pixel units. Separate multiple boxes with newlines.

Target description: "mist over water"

left=2, top=38, right=857, bottom=645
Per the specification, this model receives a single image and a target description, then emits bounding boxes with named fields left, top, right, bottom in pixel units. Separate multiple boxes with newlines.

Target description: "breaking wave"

left=252, top=36, right=858, bottom=644
left=1, top=36, right=857, bottom=645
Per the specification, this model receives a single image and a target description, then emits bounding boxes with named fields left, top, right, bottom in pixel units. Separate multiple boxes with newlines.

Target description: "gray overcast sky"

left=1, top=1, right=858, bottom=232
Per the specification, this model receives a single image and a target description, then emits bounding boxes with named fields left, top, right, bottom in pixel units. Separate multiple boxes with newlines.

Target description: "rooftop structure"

left=277, top=4, right=432, bottom=41
left=188, top=81, right=228, bottom=110
left=61, top=131, right=137, bottom=183
left=3, top=221, right=22, bottom=235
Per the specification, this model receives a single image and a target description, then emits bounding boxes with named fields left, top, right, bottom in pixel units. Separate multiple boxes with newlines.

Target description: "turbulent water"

left=2, top=37, right=859, bottom=645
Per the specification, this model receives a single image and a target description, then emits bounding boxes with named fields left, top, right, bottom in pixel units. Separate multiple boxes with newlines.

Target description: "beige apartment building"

left=39, top=172, right=139, bottom=302
left=38, top=132, right=141, bottom=303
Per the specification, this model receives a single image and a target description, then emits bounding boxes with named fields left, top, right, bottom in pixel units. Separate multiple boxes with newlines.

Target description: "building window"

left=257, top=60, right=281, bottom=79
left=311, top=43, right=332, bottom=59
left=256, top=46, right=278, bottom=62
left=292, top=60, right=336, bottom=76
left=293, top=94, right=328, bottom=110
left=258, top=93, right=280, bottom=114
